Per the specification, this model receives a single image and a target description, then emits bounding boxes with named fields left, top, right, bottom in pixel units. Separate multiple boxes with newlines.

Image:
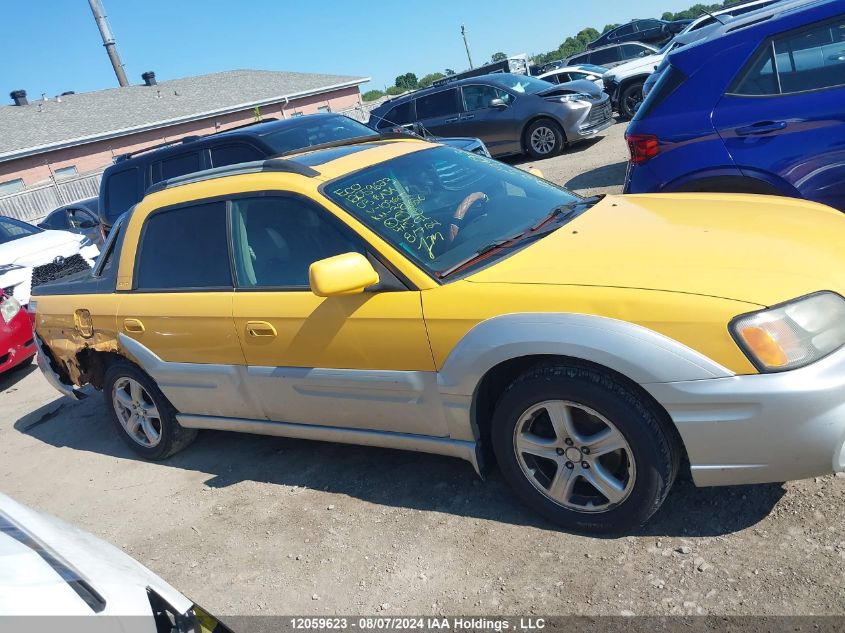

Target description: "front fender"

left=437, top=313, right=733, bottom=397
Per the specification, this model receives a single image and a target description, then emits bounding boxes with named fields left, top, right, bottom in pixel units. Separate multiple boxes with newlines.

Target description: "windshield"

left=0, top=216, right=41, bottom=245
left=261, top=116, right=374, bottom=154
left=324, top=146, right=584, bottom=277
left=491, top=74, right=554, bottom=94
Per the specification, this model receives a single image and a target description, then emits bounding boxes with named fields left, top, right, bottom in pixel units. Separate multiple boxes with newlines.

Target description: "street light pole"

left=461, top=24, right=474, bottom=69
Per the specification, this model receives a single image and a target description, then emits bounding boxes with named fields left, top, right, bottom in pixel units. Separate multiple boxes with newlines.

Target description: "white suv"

left=603, top=0, right=781, bottom=118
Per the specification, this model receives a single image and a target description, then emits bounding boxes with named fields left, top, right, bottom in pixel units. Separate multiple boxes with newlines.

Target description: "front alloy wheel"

left=492, top=363, right=679, bottom=534
left=514, top=400, right=635, bottom=512
left=525, top=119, right=565, bottom=159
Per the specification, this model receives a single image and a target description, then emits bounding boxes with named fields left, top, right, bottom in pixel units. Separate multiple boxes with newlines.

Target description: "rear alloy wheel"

left=619, top=82, right=645, bottom=120
left=492, top=363, right=678, bottom=534
left=104, top=360, right=197, bottom=460
left=525, top=119, right=565, bottom=159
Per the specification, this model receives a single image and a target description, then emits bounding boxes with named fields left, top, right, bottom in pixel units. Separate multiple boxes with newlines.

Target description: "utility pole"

left=88, top=0, right=129, bottom=87
left=461, top=24, right=474, bottom=69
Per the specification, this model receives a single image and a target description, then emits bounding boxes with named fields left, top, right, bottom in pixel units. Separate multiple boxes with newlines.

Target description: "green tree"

left=418, top=72, right=446, bottom=88
left=661, top=11, right=674, bottom=20
left=362, top=89, right=385, bottom=102
left=491, top=51, right=508, bottom=62
left=385, top=85, right=405, bottom=96
left=394, top=73, right=419, bottom=90
left=602, top=23, right=619, bottom=33
left=444, top=68, right=456, bottom=75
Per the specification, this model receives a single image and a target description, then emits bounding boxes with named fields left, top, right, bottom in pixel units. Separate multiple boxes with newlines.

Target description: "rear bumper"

left=645, top=346, right=845, bottom=487
left=34, top=335, right=84, bottom=400
left=0, top=311, right=35, bottom=374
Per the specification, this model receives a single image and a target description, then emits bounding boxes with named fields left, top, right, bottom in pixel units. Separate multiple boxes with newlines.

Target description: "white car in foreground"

left=0, top=215, right=99, bottom=306
left=0, top=493, right=230, bottom=631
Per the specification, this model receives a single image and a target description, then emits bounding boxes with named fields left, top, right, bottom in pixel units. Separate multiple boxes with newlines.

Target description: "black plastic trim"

left=144, top=159, right=319, bottom=196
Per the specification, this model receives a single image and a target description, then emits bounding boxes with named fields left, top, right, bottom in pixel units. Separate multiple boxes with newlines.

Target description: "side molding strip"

left=177, top=414, right=482, bottom=475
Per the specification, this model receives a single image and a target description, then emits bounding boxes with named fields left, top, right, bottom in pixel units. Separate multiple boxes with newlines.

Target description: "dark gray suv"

left=368, top=73, right=613, bottom=159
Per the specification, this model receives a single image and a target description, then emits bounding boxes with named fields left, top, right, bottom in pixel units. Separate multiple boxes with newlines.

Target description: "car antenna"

left=699, top=8, right=727, bottom=25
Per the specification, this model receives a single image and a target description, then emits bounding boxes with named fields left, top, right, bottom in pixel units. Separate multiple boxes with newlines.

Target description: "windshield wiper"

left=437, top=195, right=604, bottom=279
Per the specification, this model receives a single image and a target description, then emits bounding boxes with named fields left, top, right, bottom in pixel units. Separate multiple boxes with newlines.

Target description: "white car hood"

left=608, top=52, right=666, bottom=78
left=0, top=230, right=85, bottom=268
left=0, top=493, right=192, bottom=621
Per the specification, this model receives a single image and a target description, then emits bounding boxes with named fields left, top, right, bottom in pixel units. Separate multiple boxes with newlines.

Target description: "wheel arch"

left=470, top=353, right=687, bottom=472
left=664, top=169, right=798, bottom=197
left=438, top=313, right=731, bottom=468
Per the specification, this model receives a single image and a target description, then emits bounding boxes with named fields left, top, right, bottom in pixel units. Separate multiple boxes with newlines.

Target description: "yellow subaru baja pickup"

left=32, top=136, right=845, bottom=534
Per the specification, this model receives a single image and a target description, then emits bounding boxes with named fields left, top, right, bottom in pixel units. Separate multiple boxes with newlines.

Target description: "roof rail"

left=113, top=117, right=280, bottom=163
left=275, top=131, right=424, bottom=157
left=144, top=158, right=319, bottom=196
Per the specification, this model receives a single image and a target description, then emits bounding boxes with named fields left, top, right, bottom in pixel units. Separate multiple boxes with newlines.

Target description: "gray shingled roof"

left=0, top=69, right=369, bottom=162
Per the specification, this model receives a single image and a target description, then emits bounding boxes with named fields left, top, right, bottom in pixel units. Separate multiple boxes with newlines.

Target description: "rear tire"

left=103, top=360, right=197, bottom=460
left=491, top=363, right=678, bottom=534
left=524, top=119, right=565, bottom=159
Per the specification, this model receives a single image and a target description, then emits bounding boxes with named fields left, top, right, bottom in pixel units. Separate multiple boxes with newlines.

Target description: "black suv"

left=586, top=18, right=691, bottom=50
left=98, top=113, right=487, bottom=228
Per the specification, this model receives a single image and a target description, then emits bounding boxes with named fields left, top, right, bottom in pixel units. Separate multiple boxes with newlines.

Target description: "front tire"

left=619, top=81, right=645, bottom=120
left=524, top=119, right=565, bottom=159
left=491, top=363, right=678, bottom=534
left=104, top=360, right=197, bottom=460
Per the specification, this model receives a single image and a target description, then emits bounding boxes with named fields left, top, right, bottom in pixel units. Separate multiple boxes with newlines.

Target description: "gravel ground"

left=2, top=120, right=844, bottom=618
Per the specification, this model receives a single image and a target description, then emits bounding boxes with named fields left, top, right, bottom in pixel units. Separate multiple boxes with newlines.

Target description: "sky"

left=1, top=0, right=695, bottom=98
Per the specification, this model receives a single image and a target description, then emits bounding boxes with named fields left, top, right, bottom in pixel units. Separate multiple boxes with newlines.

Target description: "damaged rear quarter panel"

left=34, top=294, right=121, bottom=387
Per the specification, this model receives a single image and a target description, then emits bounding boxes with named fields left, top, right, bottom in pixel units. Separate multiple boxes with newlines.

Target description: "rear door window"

left=376, top=101, right=416, bottom=129
left=614, top=24, right=636, bottom=38
left=731, top=17, right=845, bottom=95
left=210, top=144, right=265, bottom=167
left=105, top=168, right=140, bottom=223
left=416, top=89, right=461, bottom=119
left=590, top=47, right=621, bottom=65
left=156, top=152, right=203, bottom=181
left=135, top=201, right=232, bottom=290
left=621, top=44, right=650, bottom=59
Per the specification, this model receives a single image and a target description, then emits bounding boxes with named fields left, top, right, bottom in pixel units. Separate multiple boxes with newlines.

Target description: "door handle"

left=461, top=114, right=476, bottom=121
left=445, top=117, right=459, bottom=123
left=123, top=318, right=145, bottom=334
left=246, top=321, right=277, bottom=338
left=735, top=121, right=787, bottom=136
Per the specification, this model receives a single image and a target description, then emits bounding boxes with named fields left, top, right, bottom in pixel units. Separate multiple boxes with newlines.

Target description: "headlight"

left=545, top=93, right=592, bottom=103
left=730, top=292, right=845, bottom=372
left=1, top=295, right=21, bottom=324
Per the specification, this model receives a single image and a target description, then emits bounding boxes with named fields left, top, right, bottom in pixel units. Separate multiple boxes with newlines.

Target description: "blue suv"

left=624, top=0, right=845, bottom=211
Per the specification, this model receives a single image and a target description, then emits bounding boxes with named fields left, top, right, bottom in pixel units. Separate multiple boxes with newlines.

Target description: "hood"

left=538, top=79, right=603, bottom=99
left=606, top=52, right=665, bottom=79
left=467, top=193, right=845, bottom=307
left=0, top=231, right=85, bottom=268
left=0, top=493, right=192, bottom=618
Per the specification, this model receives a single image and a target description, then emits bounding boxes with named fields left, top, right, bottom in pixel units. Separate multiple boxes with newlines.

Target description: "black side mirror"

left=490, top=98, right=508, bottom=110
